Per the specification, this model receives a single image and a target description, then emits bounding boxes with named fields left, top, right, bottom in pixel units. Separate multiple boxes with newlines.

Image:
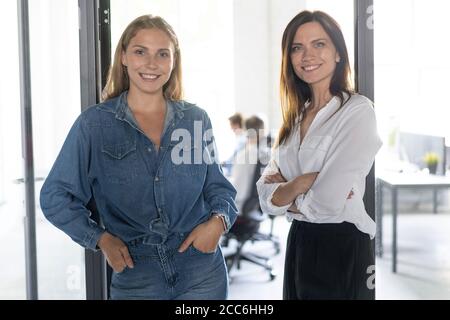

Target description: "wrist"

left=210, top=214, right=226, bottom=233
left=97, top=232, right=110, bottom=249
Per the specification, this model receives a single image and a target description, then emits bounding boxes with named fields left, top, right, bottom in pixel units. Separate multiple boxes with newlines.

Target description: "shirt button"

left=147, top=147, right=152, bottom=152
left=155, top=177, right=159, bottom=182
left=158, top=208, right=162, bottom=213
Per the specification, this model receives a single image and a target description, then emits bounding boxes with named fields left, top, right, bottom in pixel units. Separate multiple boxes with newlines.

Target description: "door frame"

left=354, top=0, right=375, bottom=222
left=78, top=0, right=111, bottom=300
left=355, top=0, right=375, bottom=299
left=80, top=0, right=376, bottom=299
left=17, top=0, right=38, bottom=300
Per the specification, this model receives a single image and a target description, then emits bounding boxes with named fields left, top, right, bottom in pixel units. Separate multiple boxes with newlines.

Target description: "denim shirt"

left=40, top=91, right=238, bottom=250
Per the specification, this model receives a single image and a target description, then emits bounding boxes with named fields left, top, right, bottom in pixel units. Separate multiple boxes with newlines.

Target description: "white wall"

left=375, top=0, right=450, bottom=145
left=232, top=0, right=308, bottom=134
left=233, top=0, right=270, bottom=127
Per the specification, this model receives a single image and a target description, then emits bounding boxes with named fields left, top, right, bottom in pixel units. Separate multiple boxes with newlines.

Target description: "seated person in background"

left=229, top=116, right=270, bottom=214
left=222, top=113, right=247, bottom=176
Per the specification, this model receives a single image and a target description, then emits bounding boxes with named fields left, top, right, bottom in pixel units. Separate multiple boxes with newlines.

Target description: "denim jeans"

left=109, top=233, right=228, bottom=300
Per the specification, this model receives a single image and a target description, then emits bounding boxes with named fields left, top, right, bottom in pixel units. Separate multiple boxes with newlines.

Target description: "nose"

left=145, top=55, right=158, bottom=69
left=301, top=47, right=315, bottom=62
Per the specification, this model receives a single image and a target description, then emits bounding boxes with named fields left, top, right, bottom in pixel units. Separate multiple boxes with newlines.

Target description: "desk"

left=375, top=171, right=450, bottom=273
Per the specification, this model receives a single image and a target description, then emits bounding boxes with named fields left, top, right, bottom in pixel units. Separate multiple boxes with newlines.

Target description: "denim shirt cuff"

left=85, top=227, right=106, bottom=251
left=210, top=211, right=231, bottom=233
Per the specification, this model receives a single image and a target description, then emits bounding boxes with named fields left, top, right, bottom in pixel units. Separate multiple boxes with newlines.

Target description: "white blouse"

left=256, top=93, right=382, bottom=238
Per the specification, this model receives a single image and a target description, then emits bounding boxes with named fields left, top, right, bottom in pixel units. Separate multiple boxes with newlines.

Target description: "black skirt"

left=283, top=220, right=375, bottom=300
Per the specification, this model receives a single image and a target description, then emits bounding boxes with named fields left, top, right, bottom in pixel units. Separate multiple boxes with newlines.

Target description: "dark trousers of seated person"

left=283, top=220, right=375, bottom=300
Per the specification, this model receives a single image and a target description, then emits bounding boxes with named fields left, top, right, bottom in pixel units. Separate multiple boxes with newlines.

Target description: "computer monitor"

left=398, top=132, right=446, bottom=175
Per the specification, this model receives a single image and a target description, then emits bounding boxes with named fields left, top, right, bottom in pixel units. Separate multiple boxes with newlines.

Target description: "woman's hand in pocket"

left=97, top=232, right=134, bottom=272
left=178, top=216, right=224, bottom=253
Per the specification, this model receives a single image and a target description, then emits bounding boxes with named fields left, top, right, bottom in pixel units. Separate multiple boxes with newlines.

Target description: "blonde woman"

left=257, top=11, right=382, bottom=299
left=40, top=15, right=237, bottom=299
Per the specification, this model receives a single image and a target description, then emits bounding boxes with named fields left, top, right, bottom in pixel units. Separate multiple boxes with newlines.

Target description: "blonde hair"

left=277, top=11, right=353, bottom=147
left=102, top=15, right=183, bottom=101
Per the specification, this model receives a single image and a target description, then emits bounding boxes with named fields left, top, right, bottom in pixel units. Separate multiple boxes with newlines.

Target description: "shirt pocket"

left=168, top=143, right=207, bottom=177
left=299, top=135, right=333, bottom=173
left=101, top=140, right=138, bottom=185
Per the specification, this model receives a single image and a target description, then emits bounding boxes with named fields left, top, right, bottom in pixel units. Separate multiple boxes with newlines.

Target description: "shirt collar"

left=111, top=91, right=184, bottom=121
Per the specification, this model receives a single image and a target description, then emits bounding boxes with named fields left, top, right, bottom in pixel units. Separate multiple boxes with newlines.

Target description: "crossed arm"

left=264, top=171, right=353, bottom=213
left=266, top=172, right=318, bottom=212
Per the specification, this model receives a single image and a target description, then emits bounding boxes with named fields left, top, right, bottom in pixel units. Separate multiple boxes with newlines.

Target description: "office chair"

left=250, top=214, right=281, bottom=254
left=223, top=158, right=278, bottom=281
left=249, top=133, right=280, bottom=254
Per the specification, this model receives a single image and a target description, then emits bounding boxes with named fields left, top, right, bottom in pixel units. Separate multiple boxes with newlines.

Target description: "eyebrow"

left=131, top=45, right=146, bottom=49
left=131, top=45, right=171, bottom=51
left=291, top=38, right=328, bottom=46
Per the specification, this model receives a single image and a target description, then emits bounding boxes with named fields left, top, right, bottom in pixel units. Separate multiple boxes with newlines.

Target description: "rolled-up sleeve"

left=40, top=114, right=105, bottom=251
left=202, top=113, right=238, bottom=232
left=256, top=157, right=291, bottom=216
left=295, top=103, right=382, bottom=222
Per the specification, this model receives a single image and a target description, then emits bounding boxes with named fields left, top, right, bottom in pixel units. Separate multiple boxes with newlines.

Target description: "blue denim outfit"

left=40, top=91, right=237, bottom=299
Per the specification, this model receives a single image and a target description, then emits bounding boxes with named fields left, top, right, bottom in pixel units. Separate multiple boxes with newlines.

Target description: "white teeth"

left=140, top=73, right=159, bottom=80
left=303, top=65, right=320, bottom=71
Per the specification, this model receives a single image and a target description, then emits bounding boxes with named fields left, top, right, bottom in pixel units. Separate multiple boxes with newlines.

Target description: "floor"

left=227, top=210, right=450, bottom=300
left=225, top=217, right=289, bottom=300
left=376, top=211, right=450, bottom=299
left=2, top=203, right=450, bottom=300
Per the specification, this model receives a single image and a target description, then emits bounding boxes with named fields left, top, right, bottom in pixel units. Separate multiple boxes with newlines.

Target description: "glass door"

left=28, top=0, right=86, bottom=299
left=1, top=0, right=88, bottom=300
left=374, top=0, right=450, bottom=300
left=0, top=0, right=26, bottom=300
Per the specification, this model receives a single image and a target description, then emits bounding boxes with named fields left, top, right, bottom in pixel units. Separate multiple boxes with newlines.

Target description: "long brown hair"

left=276, top=10, right=353, bottom=146
left=102, top=15, right=183, bottom=101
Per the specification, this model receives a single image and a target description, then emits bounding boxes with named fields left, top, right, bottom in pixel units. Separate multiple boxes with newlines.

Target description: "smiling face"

left=121, top=28, right=175, bottom=98
left=290, top=21, right=340, bottom=90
